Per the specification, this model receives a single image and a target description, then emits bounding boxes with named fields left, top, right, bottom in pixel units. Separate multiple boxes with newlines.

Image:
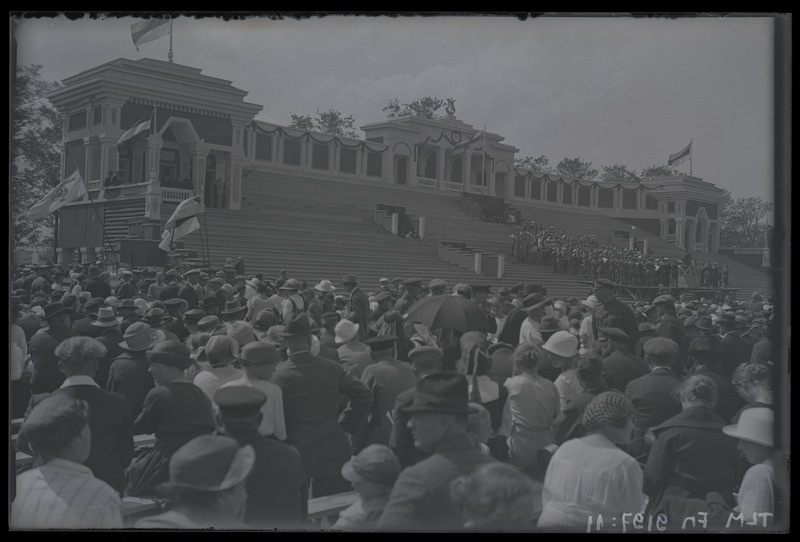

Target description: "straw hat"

left=334, top=319, right=359, bottom=344
left=91, top=307, right=122, bottom=328
left=314, top=280, right=336, bottom=293
left=722, top=407, right=774, bottom=447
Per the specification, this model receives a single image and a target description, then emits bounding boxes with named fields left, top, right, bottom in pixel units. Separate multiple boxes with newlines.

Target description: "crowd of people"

left=9, top=255, right=781, bottom=531
left=509, top=219, right=730, bottom=289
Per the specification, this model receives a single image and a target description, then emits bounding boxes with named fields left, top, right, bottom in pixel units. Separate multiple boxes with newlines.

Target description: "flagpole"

left=689, top=138, right=693, bottom=176
left=481, top=125, right=486, bottom=191
left=168, top=18, right=174, bottom=63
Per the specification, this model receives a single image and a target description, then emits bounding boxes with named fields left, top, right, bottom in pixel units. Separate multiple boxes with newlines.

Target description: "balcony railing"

left=162, top=188, right=194, bottom=202
left=443, top=181, right=465, bottom=192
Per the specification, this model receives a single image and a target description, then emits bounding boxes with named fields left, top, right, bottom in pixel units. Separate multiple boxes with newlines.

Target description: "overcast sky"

left=13, top=13, right=779, bottom=201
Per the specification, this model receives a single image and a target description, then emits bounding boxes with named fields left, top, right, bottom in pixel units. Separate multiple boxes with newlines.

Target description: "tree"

left=288, top=108, right=359, bottom=138
left=600, top=163, right=641, bottom=184
left=719, top=191, right=774, bottom=248
left=555, top=157, right=598, bottom=180
left=640, top=164, right=680, bottom=179
left=515, top=155, right=553, bottom=173
left=11, top=64, right=63, bottom=261
left=383, top=97, right=449, bottom=119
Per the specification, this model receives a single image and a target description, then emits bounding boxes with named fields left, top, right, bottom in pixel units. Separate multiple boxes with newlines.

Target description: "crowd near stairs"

left=173, top=171, right=771, bottom=301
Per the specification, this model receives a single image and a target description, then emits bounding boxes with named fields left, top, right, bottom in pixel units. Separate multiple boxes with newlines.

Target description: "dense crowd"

left=9, top=258, right=781, bottom=531
left=510, top=219, right=730, bottom=289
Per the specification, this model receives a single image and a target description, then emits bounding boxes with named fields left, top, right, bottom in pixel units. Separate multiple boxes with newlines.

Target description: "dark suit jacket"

left=592, top=297, right=640, bottom=351
left=497, top=307, right=527, bottom=346
left=178, top=283, right=199, bottom=309
left=390, top=386, right=431, bottom=469
left=71, top=316, right=104, bottom=338
left=96, top=327, right=124, bottom=389
left=625, top=367, right=682, bottom=459
left=551, top=383, right=608, bottom=445
left=17, top=383, right=134, bottom=494
left=346, top=287, right=371, bottom=341
left=85, top=277, right=111, bottom=299
left=602, top=349, right=648, bottom=392
left=271, top=351, right=373, bottom=478
left=228, top=428, right=308, bottom=529
left=720, top=332, right=749, bottom=378
left=29, top=326, right=76, bottom=394
left=107, top=351, right=155, bottom=421
left=159, top=284, right=180, bottom=301
left=116, top=281, right=137, bottom=300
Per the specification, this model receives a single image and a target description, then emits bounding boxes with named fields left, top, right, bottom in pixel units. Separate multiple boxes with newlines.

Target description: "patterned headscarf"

left=582, top=391, right=633, bottom=432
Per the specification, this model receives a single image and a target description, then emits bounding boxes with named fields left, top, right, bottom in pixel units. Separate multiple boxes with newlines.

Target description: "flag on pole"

left=159, top=195, right=205, bottom=251
left=453, top=130, right=483, bottom=153
left=668, top=141, right=692, bottom=167
left=131, top=18, right=171, bottom=51
left=116, top=110, right=155, bottom=147
left=27, top=169, right=87, bottom=221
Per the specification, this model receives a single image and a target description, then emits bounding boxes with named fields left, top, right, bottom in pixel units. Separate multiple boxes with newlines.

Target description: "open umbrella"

left=402, top=295, right=490, bottom=333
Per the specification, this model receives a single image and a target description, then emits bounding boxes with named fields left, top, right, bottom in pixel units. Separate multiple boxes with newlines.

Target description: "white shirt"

left=736, top=459, right=774, bottom=520
left=579, top=314, right=594, bottom=354
left=11, top=323, right=27, bottom=357
left=193, top=366, right=245, bottom=400
left=11, top=458, right=123, bottom=529
left=519, top=317, right=542, bottom=345
left=60, top=375, right=100, bottom=388
left=221, top=376, right=287, bottom=440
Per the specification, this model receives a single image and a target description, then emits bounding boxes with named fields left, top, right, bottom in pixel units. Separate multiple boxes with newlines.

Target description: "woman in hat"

left=125, top=341, right=216, bottom=498
left=542, top=331, right=582, bottom=411
left=538, top=392, right=644, bottom=531
left=245, top=281, right=279, bottom=323
left=332, top=444, right=401, bottom=530
left=451, top=462, right=540, bottom=531
left=731, top=363, right=773, bottom=422
left=135, top=435, right=254, bottom=529
left=500, top=343, right=560, bottom=478
left=642, top=375, right=738, bottom=525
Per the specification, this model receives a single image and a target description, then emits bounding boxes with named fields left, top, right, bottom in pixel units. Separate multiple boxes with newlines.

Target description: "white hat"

left=722, top=407, right=774, bottom=447
left=334, top=319, right=359, bottom=344
left=542, top=330, right=579, bottom=358
left=581, top=295, right=599, bottom=310
left=134, top=298, right=149, bottom=316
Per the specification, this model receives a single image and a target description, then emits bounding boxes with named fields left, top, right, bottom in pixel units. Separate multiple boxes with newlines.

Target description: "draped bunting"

left=511, top=167, right=663, bottom=193
left=246, top=121, right=387, bottom=153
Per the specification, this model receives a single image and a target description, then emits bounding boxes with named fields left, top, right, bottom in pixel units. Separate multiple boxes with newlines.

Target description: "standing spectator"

left=378, top=373, right=496, bottom=531
left=17, top=337, right=134, bottom=495
left=624, top=337, right=683, bottom=462
left=106, top=322, right=161, bottom=420
left=220, top=342, right=287, bottom=440
left=29, top=302, right=76, bottom=394
left=92, top=306, right=124, bottom=389
left=500, top=343, right=560, bottom=478
left=731, top=363, right=773, bottom=422
left=652, top=294, right=686, bottom=362
left=518, top=293, right=549, bottom=346
left=271, top=314, right=373, bottom=498
left=550, top=353, right=608, bottom=446
left=590, top=278, right=640, bottom=352
left=688, top=335, right=746, bottom=423
left=537, top=392, right=645, bottom=531
left=332, top=444, right=401, bottom=530
left=718, top=314, right=749, bottom=378
left=135, top=435, right=253, bottom=529
left=335, top=319, right=374, bottom=379
left=542, top=331, right=582, bottom=411
left=192, top=335, right=245, bottom=401
left=342, top=274, right=370, bottom=341
left=126, top=341, right=216, bottom=497
left=147, top=272, right=166, bottom=302
left=214, top=386, right=307, bottom=529
left=11, top=395, right=123, bottom=529
left=179, top=269, right=201, bottom=309
left=594, top=327, right=648, bottom=393
left=643, top=375, right=738, bottom=525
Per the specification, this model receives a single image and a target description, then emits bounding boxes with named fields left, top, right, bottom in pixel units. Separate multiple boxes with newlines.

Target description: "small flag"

left=117, top=110, right=155, bottom=147
left=668, top=142, right=692, bottom=167
left=453, top=131, right=483, bottom=152
left=159, top=195, right=204, bottom=251
left=27, top=169, right=87, bottom=221
left=131, top=18, right=171, bottom=52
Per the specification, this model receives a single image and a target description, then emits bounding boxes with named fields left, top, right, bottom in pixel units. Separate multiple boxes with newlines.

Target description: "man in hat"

left=147, top=272, right=166, bottom=302
left=688, top=336, right=746, bottom=423
left=278, top=278, right=306, bottom=323
left=29, top=302, right=77, bottom=394
left=115, top=270, right=137, bottom=300
left=718, top=313, right=749, bottom=378
left=652, top=294, right=686, bottom=362
left=30, top=264, right=53, bottom=295
left=107, top=321, right=161, bottom=420
left=319, top=312, right=340, bottom=349
left=159, top=272, right=181, bottom=302
left=749, top=320, right=773, bottom=365
left=594, top=327, right=648, bottom=393
left=519, top=293, right=551, bottom=346
left=427, top=278, right=448, bottom=297
left=183, top=308, right=206, bottom=336
left=11, top=395, right=123, bottom=529
left=91, top=306, right=125, bottom=387
left=164, top=298, right=191, bottom=341
left=635, top=322, right=658, bottom=359
left=202, top=296, right=222, bottom=318
left=390, top=346, right=444, bottom=469
left=134, top=435, right=253, bottom=529
left=178, top=269, right=201, bottom=309
left=308, top=279, right=336, bottom=326
left=221, top=342, right=286, bottom=441
left=220, top=299, right=248, bottom=325
left=497, top=285, right=546, bottom=347
left=70, top=297, right=106, bottom=339
left=114, top=298, right=141, bottom=335
left=193, top=335, right=245, bottom=400
left=590, top=278, right=640, bottom=352
left=213, top=387, right=307, bottom=529
left=17, top=336, right=134, bottom=495
left=624, top=337, right=682, bottom=462
left=335, top=319, right=374, bottom=379
left=378, top=373, right=496, bottom=530
left=356, top=336, right=417, bottom=452
left=367, top=290, right=399, bottom=336
left=342, top=274, right=370, bottom=341
left=395, top=277, right=422, bottom=316
left=271, top=313, right=373, bottom=498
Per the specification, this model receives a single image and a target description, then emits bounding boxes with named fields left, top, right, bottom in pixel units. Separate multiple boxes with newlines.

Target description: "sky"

left=12, top=13, right=779, bottom=202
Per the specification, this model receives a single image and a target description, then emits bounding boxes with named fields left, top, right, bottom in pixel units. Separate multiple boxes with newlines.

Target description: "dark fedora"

left=42, top=302, right=71, bottom=320
left=403, top=372, right=475, bottom=415
left=146, top=340, right=193, bottom=369
left=115, top=299, right=137, bottom=313
left=693, top=315, right=714, bottom=331
left=539, top=316, right=563, bottom=334
left=688, top=335, right=726, bottom=356
left=521, top=293, right=548, bottom=313
left=143, top=308, right=171, bottom=326
left=281, top=313, right=313, bottom=337
left=341, top=274, right=359, bottom=286
left=183, top=309, right=206, bottom=324
left=202, top=297, right=221, bottom=310
left=221, top=300, right=247, bottom=316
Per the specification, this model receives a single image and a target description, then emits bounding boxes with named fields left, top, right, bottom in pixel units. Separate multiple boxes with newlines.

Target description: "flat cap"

left=364, top=334, right=398, bottom=351
left=238, top=342, right=282, bottom=366
left=164, top=298, right=188, bottom=308
left=408, top=345, right=443, bottom=363
left=183, top=309, right=206, bottom=323
left=598, top=327, right=630, bottom=343
left=652, top=294, right=676, bottom=305
left=374, top=290, right=393, bottom=302
left=185, top=268, right=201, bottom=276
left=404, top=277, right=423, bottom=286
left=22, top=394, right=89, bottom=452
left=428, top=278, right=448, bottom=290
left=214, top=386, right=267, bottom=418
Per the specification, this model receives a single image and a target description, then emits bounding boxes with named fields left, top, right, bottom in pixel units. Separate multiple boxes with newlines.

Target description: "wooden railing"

left=161, top=188, right=194, bottom=202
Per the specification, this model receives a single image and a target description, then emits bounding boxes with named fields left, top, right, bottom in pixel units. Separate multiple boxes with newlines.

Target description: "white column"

left=436, top=147, right=446, bottom=186
left=711, top=221, right=720, bottom=253
left=659, top=218, right=668, bottom=239
left=391, top=213, right=399, bottom=235
left=675, top=218, right=685, bottom=249
left=417, top=216, right=426, bottom=239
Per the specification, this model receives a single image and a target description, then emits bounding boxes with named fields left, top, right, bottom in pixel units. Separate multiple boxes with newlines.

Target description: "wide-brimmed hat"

left=542, top=330, right=579, bottom=358
left=581, top=295, right=600, bottom=310
left=91, top=307, right=123, bottom=328
left=404, top=372, right=476, bottom=415
left=183, top=309, right=206, bottom=324
left=221, top=300, right=247, bottom=316
left=252, top=309, right=277, bottom=331
left=314, top=280, right=336, bottom=293
left=238, top=342, right=282, bottom=366
left=228, top=321, right=257, bottom=347
left=341, top=444, right=401, bottom=486
left=155, top=435, right=255, bottom=495
left=197, top=335, right=239, bottom=366
left=539, top=316, right=563, bottom=333
left=334, top=319, right=359, bottom=344
left=281, top=313, right=313, bottom=337
left=278, top=278, right=302, bottom=291
left=722, top=407, right=774, bottom=447
left=143, top=307, right=171, bottom=326
left=202, top=297, right=221, bottom=311
left=197, top=315, right=221, bottom=333
left=42, top=302, right=71, bottom=321
left=119, top=322, right=164, bottom=351
left=487, top=342, right=513, bottom=355
left=521, top=293, right=548, bottom=313
left=598, top=327, right=629, bottom=343
left=146, top=340, right=193, bottom=369
left=341, top=274, right=358, bottom=286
